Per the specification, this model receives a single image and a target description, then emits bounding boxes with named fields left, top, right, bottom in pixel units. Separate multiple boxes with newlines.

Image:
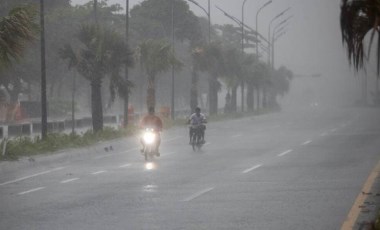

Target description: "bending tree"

left=0, top=5, right=37, bottom=70
left=341, top=0, right=380, bottom=72
left=137, top=39, right=181, bottom=111
left=61, top=24, right=133, bottom=132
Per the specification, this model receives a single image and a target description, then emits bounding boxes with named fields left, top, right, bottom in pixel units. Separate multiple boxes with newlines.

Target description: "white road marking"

left=91, top=170, right=107, bottom=175
left=94, top=148, right=139, bottom=160
left=204, top=142, right=211, bottom=146
left=242, top=164, right=262, bottom=174
left=183, top=187, right=214, bottom=202
left=18, top=187, right=45, bottom=195
left=162, top=152, right=175, bottom=158
left=302, top=140, right=312, bottom=145
left=60, top=178, right=79, bottom=184
left=278, top=149, right=293, bottom=157
left=163, top=136, right=182, bottom=143
left=231, top=134, right=242, bottom=138
left=119, top=163, right=131, bottom=168
left=95, top=154, right=113, bottom=160
left=0, top=167, right=65, bottom=186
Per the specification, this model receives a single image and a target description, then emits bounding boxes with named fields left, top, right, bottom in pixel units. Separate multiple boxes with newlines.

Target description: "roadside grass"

left=0, top=108, right=276, bottom=161
left=0, top=126, right=137, bottom=161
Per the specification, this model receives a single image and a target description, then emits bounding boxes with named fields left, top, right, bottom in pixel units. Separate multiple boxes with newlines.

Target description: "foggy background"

left=71, top=0, right=365, bottom=111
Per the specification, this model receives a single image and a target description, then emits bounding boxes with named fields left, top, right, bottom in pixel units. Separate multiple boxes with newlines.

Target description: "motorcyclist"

left=188, top=107, right=207, bottom=144
left=139, top=107, right=163, bottom=156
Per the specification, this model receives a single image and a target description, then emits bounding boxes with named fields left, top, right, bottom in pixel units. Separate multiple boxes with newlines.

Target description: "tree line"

left=0, top=0, right=294, bottom=133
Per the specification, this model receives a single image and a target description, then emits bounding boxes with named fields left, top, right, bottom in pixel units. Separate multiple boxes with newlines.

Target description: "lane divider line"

left=232, top=134, right=242, bottom=138
left=183, top=187, right=214, bottom=202
left=18, top=187, right=45, bottom=195
left=119, top=163, right=131, bottom=168
left=162, top=152, right=175, bottom=158
left=94, top=148, right=139, bottom=160
left=302, top=140, right=312, bottom=145
left=95, top=154, right=113, bottom=160
left=341, top=161, right=380, bottom=230
left=278, top=149, right=293, bottom=157
left=0, top=167, right=65, bottom=186
left=242, top=164, right=262, bottom=174
left=91, top=170, right=107, bottom=175
left=163, top=136, right=183, bottom=143
left=60, top=178, right=79, bottom=184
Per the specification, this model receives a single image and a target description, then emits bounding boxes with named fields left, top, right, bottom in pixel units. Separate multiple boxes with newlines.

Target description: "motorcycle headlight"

left=143, top=132, right=155, bottom=144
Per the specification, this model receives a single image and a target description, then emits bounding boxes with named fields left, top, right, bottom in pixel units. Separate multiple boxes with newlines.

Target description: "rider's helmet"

left=195, top=107, right=201, bottom=115
left=148, top=106, right=155, bottom=115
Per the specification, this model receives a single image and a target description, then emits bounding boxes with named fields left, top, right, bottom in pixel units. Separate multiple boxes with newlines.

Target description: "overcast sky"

left=71, top=0, right=353, bottom=79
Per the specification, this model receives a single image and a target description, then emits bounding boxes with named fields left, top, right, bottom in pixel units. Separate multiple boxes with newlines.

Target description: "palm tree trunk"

left=208, top=76, right=218, bottom=115
left=231, top=85, right=237, bottom=112
left=262, top=84, right=267, bottom=108
left=256, top=85, right=260, bottom=110
left=247, top=83, right=254, bottom=111
left=146, top=75, right=156, bottom=110
left=91, top=79, right=103, bottom=132
left=190, top=67, right=199, bottom=112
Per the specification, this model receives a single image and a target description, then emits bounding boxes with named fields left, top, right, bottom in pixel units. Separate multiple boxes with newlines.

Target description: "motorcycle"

left=190, top=125, right=205, bottom=152
left=141, top=128, right=159, bottom=161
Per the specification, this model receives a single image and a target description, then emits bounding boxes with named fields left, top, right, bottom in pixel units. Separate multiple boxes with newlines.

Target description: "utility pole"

left=171, top=0, right=175, bottom=119
left=124, top=0, right=130, bottom=128
left=40, top=0, right=47, bottom=139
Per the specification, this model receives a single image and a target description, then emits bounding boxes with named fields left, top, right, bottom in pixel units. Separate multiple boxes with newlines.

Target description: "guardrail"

left=0, top=114, right=121, bottom=139
left=0, top=108, right=194, bottom=139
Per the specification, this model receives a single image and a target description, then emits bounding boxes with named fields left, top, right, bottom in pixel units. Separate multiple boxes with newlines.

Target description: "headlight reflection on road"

left=145, top=162, right=156, bottom=171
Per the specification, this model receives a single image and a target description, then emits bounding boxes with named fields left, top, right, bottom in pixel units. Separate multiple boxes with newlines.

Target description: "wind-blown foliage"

left=340, top=0, right=380, bottom=74
left=192, top=42, right=224, bottom=115
left=0, top=5, right=38, bottom=70
left=61, top=24, right=133, bottom=132
left=130, top=0, right=202, bottom=45
left=137, top=39, right=182, bottom=109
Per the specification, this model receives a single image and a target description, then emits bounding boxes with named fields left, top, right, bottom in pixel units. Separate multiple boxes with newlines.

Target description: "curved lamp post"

left=255, top=0, right=272, bottom=58
left=267, top=7, right=291, bottom=65
left=188, top=0, right=211, bottom=43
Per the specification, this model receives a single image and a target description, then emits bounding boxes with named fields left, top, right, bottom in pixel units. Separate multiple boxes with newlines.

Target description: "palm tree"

left=340, top=0, right=380, bottom=73
left=243, top=54, right=261, bottom=112
left=192, top=42, right=224, bottom=115
left=190, top=47, right=202, bottom=112
left=220, top=47, right=243, bottom=113
left=0, top=5, right=38, bottom=70
left=137, top=39, right=181, bottom=111
left=61, top=24, right=132, bottom=132
left=268, top=66, right=293, bottom=108
left=341, top=0, right=380, bottom=104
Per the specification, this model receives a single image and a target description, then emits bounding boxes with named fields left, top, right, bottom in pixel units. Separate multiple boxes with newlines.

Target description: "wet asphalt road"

left=1, top=106, right=380, bottom=230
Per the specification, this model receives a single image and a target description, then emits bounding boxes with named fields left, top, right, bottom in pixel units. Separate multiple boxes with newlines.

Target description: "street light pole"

left=241, top=0, right=249, bottom=112
left=255, top=0, right=271, bottom=109
left=187, top=0, right=211, bottom=43
left=255, top=0, right=272, bottom=59
left=40, top=0, right=47, bottom=139
left=208, top=0, right=211, bottom=43
left=267, top=7, right=291, bottom=65
left=124, top=0, right=130, bottom=128
left=271, top=16, right=292, bottom=68
left=272, top=25, right=288, bottom=69
left=171, top=0, right=175, bottom=120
